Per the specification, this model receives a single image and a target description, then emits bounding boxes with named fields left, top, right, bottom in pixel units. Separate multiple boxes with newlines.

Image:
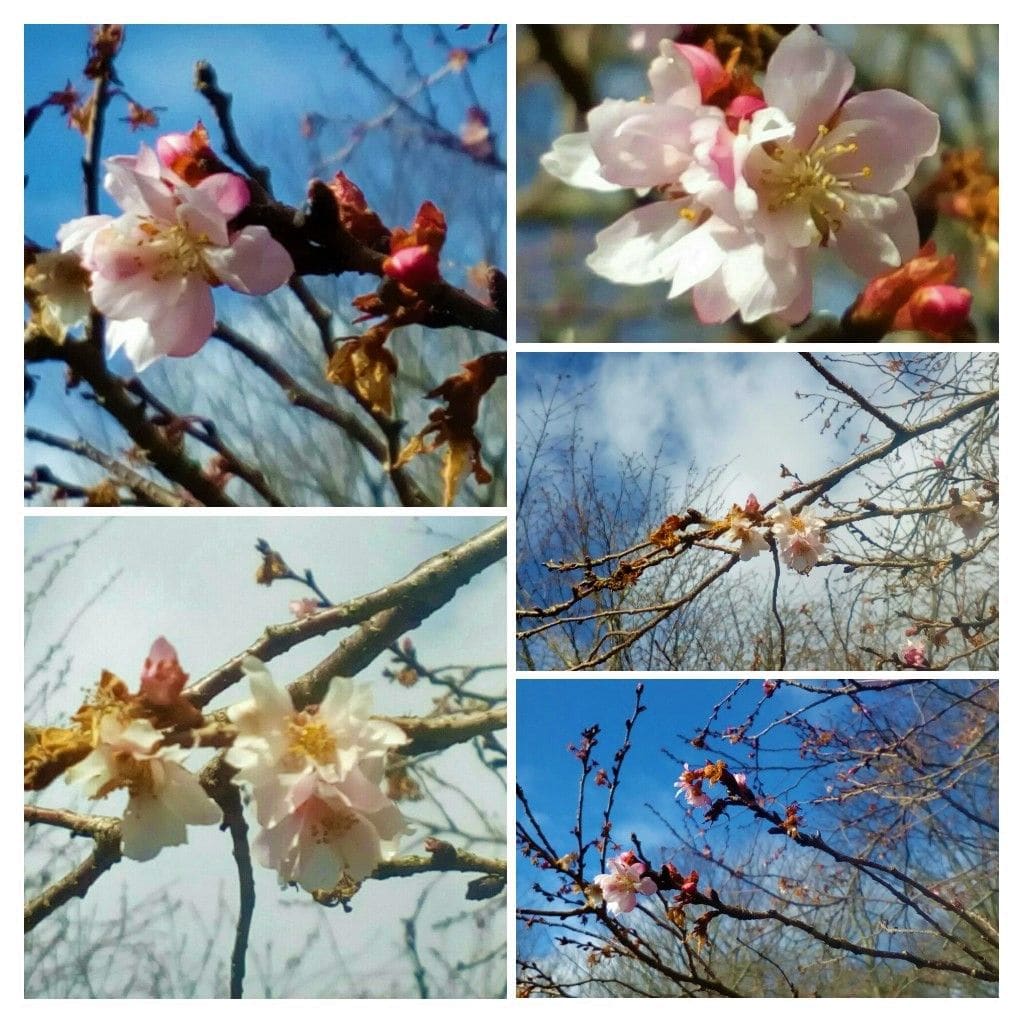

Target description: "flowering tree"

left=25, top=25, right=507, bottom=506
left=517, top=678, right=998, bottom=997
left=25, top=520, right=506, bottom=997
left=517, top=352, right=997, bottom=670
left=519, top=24, right=997, bottom=342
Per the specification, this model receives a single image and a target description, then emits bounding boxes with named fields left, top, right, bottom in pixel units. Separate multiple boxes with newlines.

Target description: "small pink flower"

left=902, top=640, right=928, bottom=668
left=769, top=503, right=828, bottom=574
left=289, top=598, right=321, bottom=619
left=674, top=764, right=712, bottom=808
left=139, top=636, right=189, bottom=706
left=383, top=245, right=440, bottom=289
left=762, top=680, right=778, bottom=697
left=744, top=493, right=760, bottom=514
left=58, top=143, right=294, bottom=371
left=593, top=852, right=657, bottom=913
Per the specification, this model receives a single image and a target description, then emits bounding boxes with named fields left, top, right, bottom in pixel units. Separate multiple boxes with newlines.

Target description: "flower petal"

left=144, top=275, right=215, bottom=360
left=539, top=132, right=622, bottom=192
left=204, top=227, right=294, bottom=294
left=588, top=100, right=697, bottom=188
left=763, top=26, right=854, bottom=149
left=587, top=201, right=698, bottom=286
left=829, top=91, right=940, bottom=193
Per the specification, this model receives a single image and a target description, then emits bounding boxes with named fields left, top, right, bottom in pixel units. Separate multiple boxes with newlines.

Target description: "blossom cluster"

left=542, top=26, right=940, bottom=326
left=719, top=495, right=829, bottom=574
left=25, top=640, right=408, bottom=893
left=226, top=658, right=409, bottom=891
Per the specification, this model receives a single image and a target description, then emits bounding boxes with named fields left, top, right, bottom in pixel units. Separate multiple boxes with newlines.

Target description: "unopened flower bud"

left=139, top=636, right=188, bottom=704
left=383, top=244, right=440, bottom=290
left=905, top=284, right=972, bottom=337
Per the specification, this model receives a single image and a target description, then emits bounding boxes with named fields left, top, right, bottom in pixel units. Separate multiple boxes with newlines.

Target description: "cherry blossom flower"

left=722, top=506, right=769, bottom=560
left=948, top=491, right=988, bottom=540
left=769, top=503, right=829, bottom=574
left=674, top=764, right=712, bottom=808
left=57, top=143, right=293, bottom=371
left=24, top=249, right=92, bottom=341
left=225, top=657, right=409, bottom=891
left=65, top=689, right=220, bottom=861
left=901, top=640, right=928, bottom=669
left=593, top=852, right=657, bottom=913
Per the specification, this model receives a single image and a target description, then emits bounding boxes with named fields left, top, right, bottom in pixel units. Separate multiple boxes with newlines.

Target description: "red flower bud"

left=383, top=245, right=440, bottom=290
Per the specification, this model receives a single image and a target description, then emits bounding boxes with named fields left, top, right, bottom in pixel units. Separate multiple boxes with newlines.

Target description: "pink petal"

left=91, top=266, right=187, bottom=322
left=197, top=172, right=251, bottom=219
left=204, top=226, right=294, bottom=294
left=540, top=131, right=622, bottom=192
left=763, top=26, right=854, bottom=149
left=145, top=275, right=215, bottom=359
left=177, top=186, right=231, bottom=248
left=830, top=91, right=939, bottom=193
left=588, top=100, right=697, bottom=188
left=836, top=192, right=917, bottom=278
left=648, top=40, right=700, bottom=106
left=667, top=221, right=726, bottom=298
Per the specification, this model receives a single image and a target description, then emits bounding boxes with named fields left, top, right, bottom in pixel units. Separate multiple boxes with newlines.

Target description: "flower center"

left=139, top=219, right=215, bottom=283
left=759, top=124, right=872, bottom=241
left=287, top=714, right=336, bottom=765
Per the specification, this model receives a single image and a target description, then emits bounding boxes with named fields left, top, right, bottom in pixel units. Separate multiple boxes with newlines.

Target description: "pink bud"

left=402, top=636, right=415, bottom=655
left=383, top=245, right=440, bottom=290
left=673, top=43, right=725, bottom=99
left=744, top=493, right=760, bottom=514
left=906, top=284, right=972, bottom=337
left=139, top=637, right=189, bottom=705
left=905, top=626, right=918, bottom=636
left=289, top=598, right=320, bottom=619
left=901, top=641, right=928, bottom=668
left=762, top=680, right=777, bottom=697
left=933, top=457, right=946, bottom=470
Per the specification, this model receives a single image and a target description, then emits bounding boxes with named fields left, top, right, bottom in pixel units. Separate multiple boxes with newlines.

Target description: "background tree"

left=517, top=352, right=997, bottom=671
left=517, top=678, right=997, bottom=998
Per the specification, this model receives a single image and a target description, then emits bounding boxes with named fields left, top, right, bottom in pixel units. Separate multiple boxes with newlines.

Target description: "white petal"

left=587, top=201, right=697, bottom=285
left=539, top=132, right=622, bottom=192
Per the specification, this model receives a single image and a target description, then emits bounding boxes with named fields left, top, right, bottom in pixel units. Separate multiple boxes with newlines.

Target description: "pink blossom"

left=769, top=503, right=829, bottom=574
left=289, top=598, right=321, bottom=619
left=57, top=143, right=294, bottom=371
left=902, top=640, right=928, bottom=669
left=139, top=636, right=189, bottom=706
left=65, top=701, right=220, bottom=860
left=545, top=26, right=940, bottom=326
left=593, top=852, right=657, bottom=913
left=723, top=512, right=769, bottom=561
left=226, top=658, right=409, bottom=890
left=674, top=764, right=712, bottom=808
